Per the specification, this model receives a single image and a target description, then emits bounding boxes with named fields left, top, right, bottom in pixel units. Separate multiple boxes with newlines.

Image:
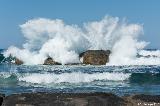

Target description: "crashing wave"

left=3, top=15, right=160, bottom=65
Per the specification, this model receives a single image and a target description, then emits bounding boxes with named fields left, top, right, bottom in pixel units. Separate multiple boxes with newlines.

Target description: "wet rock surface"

left=3, top=92, right=125, bottom=106
left=43, top=57, right=61, bottom=65
left=0, top=54, right=4, bottom=63
left=0, top=94, right=5, bottom=106
left=124, top=94, right=160, bottom=106
left=3, top=50, right=111, bottom=65
left=80, top=50, right=111, bottom=65
left=132, top=94, right=160, bottom=103
left=1, top=92, right=160, bottom=106
left=15, top=58, right=23, bottom=65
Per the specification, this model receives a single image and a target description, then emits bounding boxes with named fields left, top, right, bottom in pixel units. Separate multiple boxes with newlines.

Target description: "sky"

left=0, top=0, right=160, bottom=49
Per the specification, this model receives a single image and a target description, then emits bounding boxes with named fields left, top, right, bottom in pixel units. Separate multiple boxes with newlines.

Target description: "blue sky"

left=0, top=0, right=160, bottom=49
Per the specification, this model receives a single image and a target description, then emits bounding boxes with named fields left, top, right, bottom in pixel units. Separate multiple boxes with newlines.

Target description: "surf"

left=3, top=15, right=160, bottom=66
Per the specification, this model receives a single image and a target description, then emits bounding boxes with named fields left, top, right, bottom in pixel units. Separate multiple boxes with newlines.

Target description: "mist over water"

left=3, top=15, right=160, bottom=65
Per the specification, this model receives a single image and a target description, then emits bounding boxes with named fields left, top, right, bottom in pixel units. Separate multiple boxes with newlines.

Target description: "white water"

left=3, top=15, right=160, bottom=65
left=139, top=50, right=160, bottom=58
left=18, top=72, right=130, bottom=84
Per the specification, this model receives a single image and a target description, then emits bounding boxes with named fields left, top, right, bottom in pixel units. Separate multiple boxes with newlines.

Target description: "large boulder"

left=43, top=57, right=61, bottom=65
left=80, top=50, right=111, bottom=65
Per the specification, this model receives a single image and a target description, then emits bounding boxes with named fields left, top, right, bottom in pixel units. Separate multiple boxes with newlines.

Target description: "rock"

left=123, top=94, right=160, bottom=106
left=3, top=92, right=126, bottom=106
left=2, top=55, right=23, bottom=65
left=132, top=94, right=160, bottom=103
left=43, top=57, right=61, bottom=65
left=15, top=58, right=23, bottom=65
left=0, top=54, right=5, bottom=63
left=137, top=54, right=158, bottom=58
left=80, top=50, right=111, bottom=65
left=2, top=92, right=160, bottom=106
left=65, top=63, right=83, bottom=65
left=0, top=93, right=5, bottom=106
left=0, top=54, right=13, bottom=64
left=15, top=104, right=34, bottom=106
left=3, top=92, right=160, bottom=106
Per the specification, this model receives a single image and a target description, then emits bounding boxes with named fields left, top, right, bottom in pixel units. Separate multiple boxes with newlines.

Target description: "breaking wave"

left=0, top=72, right=130, bottom=84
left=3, top=15, right=160, bottom=65
left=1, top=65, right=160, bottom=95
left=18, top=72, right=130, bottom=84
left=1, top=71, right=160, bottom=85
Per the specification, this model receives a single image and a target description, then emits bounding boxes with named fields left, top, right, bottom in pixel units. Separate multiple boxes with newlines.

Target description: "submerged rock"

left=80, top=50, right=111, bottom=65
left=43, top=57, right=61, bottom=65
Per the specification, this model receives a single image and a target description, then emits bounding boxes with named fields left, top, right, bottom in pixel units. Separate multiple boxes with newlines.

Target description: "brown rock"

left=43, top=57, right=61, bottom=65
left=80, top=50, right=111, bottom=65
left=15, top=58, right=23, bottom=65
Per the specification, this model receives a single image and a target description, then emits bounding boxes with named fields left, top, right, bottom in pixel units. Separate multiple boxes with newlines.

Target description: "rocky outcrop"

left=3, top=92, right=125, bottom=106
left=15, top=58, right=23, bottom=65
left=0, top=55, right=23, bottom=65
left=80, top=50, right=111, bottom=65
left=0, top=54, right=4, bottom=63
left=123, top=94, right=160, bottom=106
left=0, top=93, right=5, bottom=106
left=1, top=92, right=160, bottom=106
left=3, top=50, right=111, bottom=65
left=43, top=57, right=61, bottom=65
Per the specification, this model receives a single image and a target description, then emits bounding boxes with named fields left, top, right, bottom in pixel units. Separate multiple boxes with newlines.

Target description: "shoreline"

left=1, top=92, right=160, bottom=106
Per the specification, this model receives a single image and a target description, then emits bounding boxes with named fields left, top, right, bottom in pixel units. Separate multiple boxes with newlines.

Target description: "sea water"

left=1, top=16, right=160, bottom=96
left=0, top=64, right=160, bottom=96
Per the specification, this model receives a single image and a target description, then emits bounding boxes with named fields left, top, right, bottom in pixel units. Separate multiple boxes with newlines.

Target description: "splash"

left=3, top=15, right=160, bottom=65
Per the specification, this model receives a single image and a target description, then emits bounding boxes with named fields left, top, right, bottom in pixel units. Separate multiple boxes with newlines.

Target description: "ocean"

left=1, top=49, right=160, bottom=96
left=1, top=16, right=160, bottom=97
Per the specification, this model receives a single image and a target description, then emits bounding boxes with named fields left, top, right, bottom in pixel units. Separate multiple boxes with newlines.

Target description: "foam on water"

left=1, top=65, right=160, bottom=95
left=139, top=50, right=160, bottom=57
left=3, top=15, right=160, bottom=65
left=18, top=72, right=130, bottom=84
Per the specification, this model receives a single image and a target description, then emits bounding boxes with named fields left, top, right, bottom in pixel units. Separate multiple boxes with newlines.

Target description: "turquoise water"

left=1, top=49, right=160, bottom=96
left=0, top=64, right=160, bottom=96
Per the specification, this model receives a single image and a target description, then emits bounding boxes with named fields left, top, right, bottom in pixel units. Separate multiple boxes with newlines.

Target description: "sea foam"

left=3, top=15, right=160, bottom=65
left=18, top=72, right=130, bottom=84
